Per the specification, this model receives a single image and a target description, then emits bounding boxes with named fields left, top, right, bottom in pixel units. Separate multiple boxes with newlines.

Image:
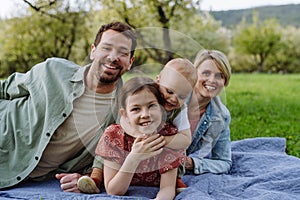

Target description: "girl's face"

left=121, top=89, right=163, bottom=135
left=195, top=59, right=225, bottom=98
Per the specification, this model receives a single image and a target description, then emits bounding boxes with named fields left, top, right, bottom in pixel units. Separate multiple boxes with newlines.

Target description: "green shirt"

left=0, top=58, right=120, bottom=189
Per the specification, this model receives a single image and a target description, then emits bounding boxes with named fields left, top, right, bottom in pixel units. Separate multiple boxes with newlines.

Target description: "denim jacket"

left=186, top=96, right=232, bottom=174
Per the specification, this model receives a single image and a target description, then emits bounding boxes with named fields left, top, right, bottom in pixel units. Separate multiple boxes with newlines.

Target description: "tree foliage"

left=96, top=0, right=228, bottom=67
left=233, top=13, right=283, bottom=72
left=266, top=26, right=300, bottom=73
left=1, top=1, right=299, bottom=76
left=0, top=0, right=91, bottom=77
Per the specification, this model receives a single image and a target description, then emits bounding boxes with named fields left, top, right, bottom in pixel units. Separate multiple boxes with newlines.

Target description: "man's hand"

left=55, top=173, right=82, bottom=193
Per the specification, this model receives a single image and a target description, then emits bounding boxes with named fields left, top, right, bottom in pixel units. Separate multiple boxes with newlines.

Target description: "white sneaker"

left=77, top=176, right=100, bottom=194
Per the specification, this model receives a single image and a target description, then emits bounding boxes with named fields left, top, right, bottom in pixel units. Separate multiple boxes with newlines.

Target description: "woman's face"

left=195, top=59, right=225, bottom=98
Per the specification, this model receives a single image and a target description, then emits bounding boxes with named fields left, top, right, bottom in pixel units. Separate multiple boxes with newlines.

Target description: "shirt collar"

left=70, top=64, right=91, bottom=82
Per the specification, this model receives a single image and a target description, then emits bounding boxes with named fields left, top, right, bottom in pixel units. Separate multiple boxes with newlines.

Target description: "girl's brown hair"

left=119, top=77, right=165, bottom=110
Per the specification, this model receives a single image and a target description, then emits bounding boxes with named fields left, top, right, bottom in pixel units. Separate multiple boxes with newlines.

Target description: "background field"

left=125, top=73, right=300, bottom=157
left=225, top=74, right=300, bottom=157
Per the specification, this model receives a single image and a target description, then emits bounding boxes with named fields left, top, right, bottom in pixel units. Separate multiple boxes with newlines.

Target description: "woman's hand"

left=185, top=157, right=194, bottom=170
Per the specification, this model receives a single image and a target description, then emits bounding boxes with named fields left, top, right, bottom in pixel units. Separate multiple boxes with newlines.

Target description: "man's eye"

left=119, top=51, right=129, bottom=56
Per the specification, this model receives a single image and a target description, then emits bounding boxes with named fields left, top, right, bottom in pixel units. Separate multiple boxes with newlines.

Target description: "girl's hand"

left=130, top=133, right=165, bottom=161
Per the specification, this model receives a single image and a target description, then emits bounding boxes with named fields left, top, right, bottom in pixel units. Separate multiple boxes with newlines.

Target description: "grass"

left=225, top=74, right=300, bottom=157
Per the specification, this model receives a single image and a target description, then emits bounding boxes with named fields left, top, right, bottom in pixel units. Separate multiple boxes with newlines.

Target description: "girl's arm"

left=104, top=134, right=165, bottom=196
left=154, top=168, right=177, bottom=200
left=103, top=155, right=138, bottom=195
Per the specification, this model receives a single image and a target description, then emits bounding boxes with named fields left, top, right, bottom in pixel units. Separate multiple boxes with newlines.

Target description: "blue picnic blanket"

left=1, top=137, right=299, bottom=200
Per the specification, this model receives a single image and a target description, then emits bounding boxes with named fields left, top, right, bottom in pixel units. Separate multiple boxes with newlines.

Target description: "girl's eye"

left=149, top=103, right=158, bottom=108
left=130, top=107, right=139, bottom=112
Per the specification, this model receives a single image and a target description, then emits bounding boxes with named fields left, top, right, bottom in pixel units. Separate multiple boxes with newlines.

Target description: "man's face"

left=89, top=30, right=134, bottom=84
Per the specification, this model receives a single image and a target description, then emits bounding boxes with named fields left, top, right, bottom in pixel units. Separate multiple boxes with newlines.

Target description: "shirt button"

left=73, top=92, right=77, bottom=97
left=62, top=113, right=67, bottom=117
left=46, top=132, right=50, bottom=137
left=17, top=176, right=21, bottom=181
left=35, top=156, right=39, bottom=160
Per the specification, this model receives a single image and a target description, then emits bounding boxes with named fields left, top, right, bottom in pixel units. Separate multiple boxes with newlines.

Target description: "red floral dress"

left=96, top=123, right=186, bottom=186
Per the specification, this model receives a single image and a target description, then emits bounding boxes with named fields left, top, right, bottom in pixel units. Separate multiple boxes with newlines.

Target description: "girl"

left=83, top=77, right=186, bottom=200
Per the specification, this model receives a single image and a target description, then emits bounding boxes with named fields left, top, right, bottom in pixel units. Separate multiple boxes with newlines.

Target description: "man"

left=0, top=21, right=136, bottom=192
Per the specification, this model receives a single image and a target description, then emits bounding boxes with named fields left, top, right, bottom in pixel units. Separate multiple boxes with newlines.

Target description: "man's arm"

left=0, top=71, right=30, bottom=99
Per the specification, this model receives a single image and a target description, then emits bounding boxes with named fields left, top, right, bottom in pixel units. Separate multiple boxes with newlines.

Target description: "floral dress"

left=96, top=123, right=186, bottom=186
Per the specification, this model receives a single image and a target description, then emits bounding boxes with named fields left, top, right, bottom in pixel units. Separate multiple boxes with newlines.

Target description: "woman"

left=185, top=49, right=232, bottom=175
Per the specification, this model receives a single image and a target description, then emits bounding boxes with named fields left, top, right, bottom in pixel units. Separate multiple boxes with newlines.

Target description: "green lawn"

left=226, top=74, right=300, bottom=157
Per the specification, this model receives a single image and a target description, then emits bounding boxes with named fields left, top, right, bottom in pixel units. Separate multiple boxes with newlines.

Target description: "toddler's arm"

left=164, top=107, right=191, bottom=149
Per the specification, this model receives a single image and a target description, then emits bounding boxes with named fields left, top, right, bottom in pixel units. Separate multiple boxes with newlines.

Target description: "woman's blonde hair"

left=194, top=50, right=231, bottom=86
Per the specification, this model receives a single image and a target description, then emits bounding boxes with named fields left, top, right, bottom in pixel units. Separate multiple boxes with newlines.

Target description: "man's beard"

left=99, top=72, right=121, bottom=84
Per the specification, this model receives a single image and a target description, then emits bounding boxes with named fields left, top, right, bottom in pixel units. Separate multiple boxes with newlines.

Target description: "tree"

left=266, top=26, right=300, bottom=73
left=92, top=0, right=229, bottom=69
left=98, top=0, right=202, bottom=64
left=233, top=13, right=282, bottom=72
left=0, top=0, right=91, bottom=77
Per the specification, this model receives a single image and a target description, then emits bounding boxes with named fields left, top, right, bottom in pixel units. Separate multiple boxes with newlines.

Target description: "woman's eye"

left=102, top=47, right=111, bottom=51
left=202, top=71, right=210, bottom=76
left=215, top=73, right=224, bottom=80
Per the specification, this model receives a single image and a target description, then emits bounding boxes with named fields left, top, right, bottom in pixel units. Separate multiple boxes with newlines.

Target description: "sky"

left=201, top=0, right=300, bottom=11
left=1, top=0, right=300, bottom=18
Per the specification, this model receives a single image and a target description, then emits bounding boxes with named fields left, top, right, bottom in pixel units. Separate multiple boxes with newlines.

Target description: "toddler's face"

left=158, top=68, right=193, bottom=112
